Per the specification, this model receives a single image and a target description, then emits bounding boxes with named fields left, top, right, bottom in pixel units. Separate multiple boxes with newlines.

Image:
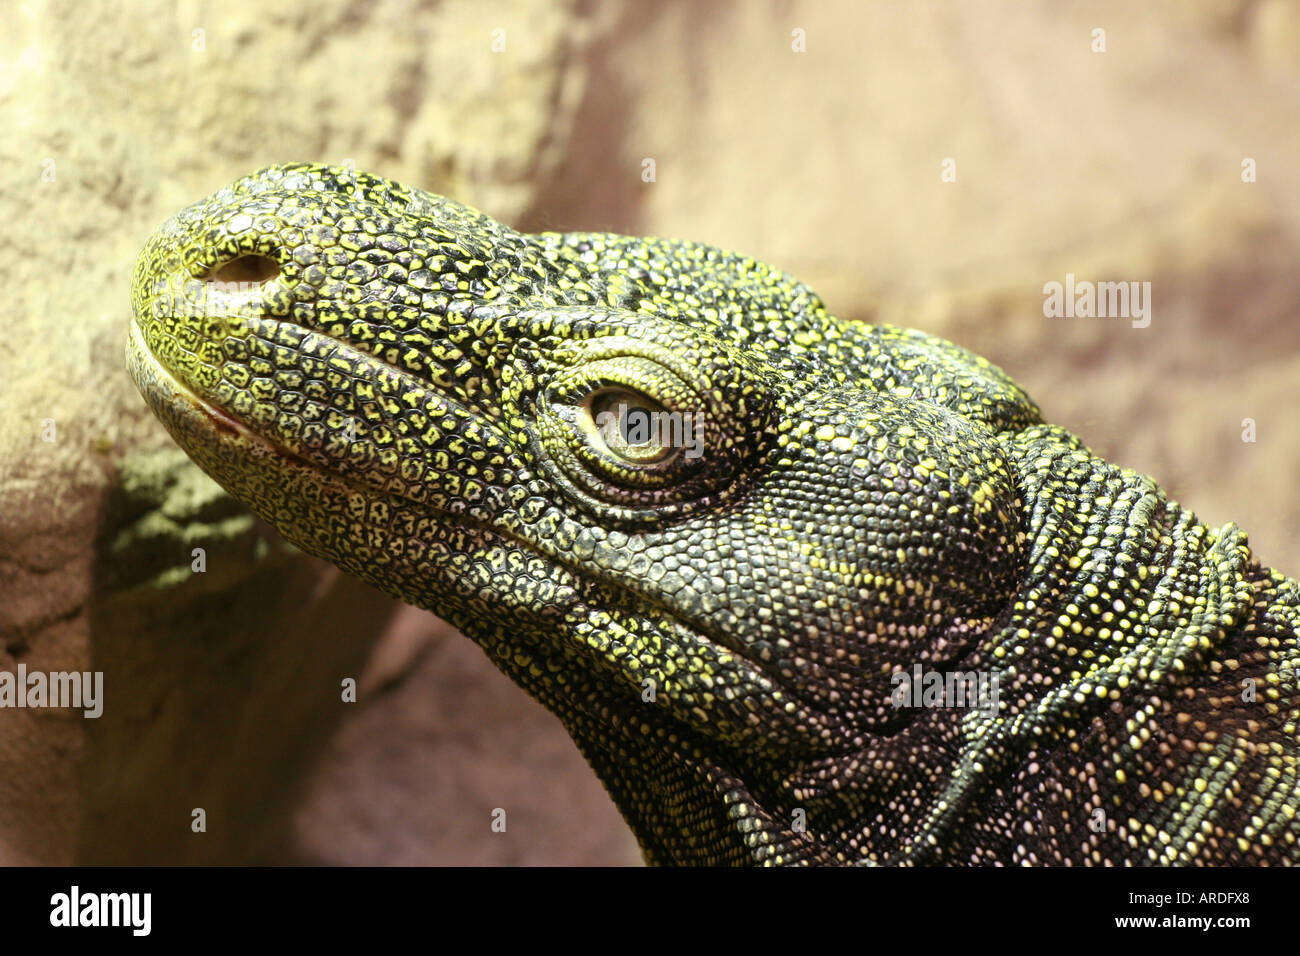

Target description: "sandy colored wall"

left=1, top=0, right=1297, bottom=864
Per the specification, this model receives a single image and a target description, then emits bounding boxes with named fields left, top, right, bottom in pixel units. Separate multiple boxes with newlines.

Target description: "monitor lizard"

left=127, top=163, right=1300, bottom=865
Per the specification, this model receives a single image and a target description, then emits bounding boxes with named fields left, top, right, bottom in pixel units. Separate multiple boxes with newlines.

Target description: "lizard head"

left=130, top=163, right=1043, bottom=863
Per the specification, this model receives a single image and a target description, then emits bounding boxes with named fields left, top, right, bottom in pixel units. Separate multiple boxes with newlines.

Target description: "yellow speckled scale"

left=129, top=164, right=1300, bottom=866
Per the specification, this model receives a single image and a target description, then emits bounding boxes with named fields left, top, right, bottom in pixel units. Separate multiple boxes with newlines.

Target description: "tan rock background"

left=0, top=0, right=1296, bottom=864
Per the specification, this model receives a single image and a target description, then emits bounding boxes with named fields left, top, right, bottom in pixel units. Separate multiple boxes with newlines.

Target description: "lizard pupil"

left=585, top=388, right=677, bottom=465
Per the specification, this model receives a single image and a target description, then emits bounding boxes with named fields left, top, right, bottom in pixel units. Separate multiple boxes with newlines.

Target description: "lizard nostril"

left=209, top=254, right=279, bottom=285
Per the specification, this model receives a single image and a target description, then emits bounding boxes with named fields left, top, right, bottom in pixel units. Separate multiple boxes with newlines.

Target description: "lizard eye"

left=534, top=353, right=730, bottom=511
left=580, top=388, right=679, bottom=466
left=530, top=336, right=769, bottom=520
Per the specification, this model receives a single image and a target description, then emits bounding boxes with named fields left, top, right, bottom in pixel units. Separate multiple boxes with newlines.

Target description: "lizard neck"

left=551, top=423, right=1287, bottom=865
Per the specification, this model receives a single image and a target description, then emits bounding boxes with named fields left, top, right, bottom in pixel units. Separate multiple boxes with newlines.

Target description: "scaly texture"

left=128, top=164, right=1300, bottom=865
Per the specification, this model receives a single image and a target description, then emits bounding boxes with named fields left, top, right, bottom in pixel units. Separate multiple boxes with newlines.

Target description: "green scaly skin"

left=128, top=163, right=1300, bottom=865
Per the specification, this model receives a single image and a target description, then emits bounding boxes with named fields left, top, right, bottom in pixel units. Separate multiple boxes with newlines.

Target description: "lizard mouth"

left=128, top=320, right=321, bottom=473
